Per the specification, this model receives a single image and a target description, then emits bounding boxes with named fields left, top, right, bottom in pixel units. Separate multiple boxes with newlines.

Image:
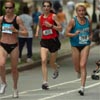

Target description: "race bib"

left=43, top=29, right=53, bottom=35
left=79, top=33, right=89, bottom=44
left=2, top=23, right=13, bottom=34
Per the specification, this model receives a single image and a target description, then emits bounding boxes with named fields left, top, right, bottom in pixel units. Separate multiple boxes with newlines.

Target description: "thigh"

left=10, top=46, right=19, bottom=67
left=0, top=46, right=8, bottom=65
left=71, top=47, right=80, bottom=67
left=40, top=47, right=48, bottom=62
left=80, top=45, right=90, bottom=65
left=50, top=52, right=57, bottom=63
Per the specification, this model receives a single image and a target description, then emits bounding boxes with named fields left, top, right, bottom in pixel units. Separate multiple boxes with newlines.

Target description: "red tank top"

left=40, top=13, right=58, bottom=39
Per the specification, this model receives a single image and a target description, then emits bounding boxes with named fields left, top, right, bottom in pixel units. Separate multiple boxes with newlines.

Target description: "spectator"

left=32, top=7, right=41, bottom=32
left=66, top=0, right=75, bottom=19
left=18, top=6, right=34, bottom=63
left=92, top=23, right=100, bottom=44
left=57, top=7, right=67, bottom=38
left=53, top=1, right=62, bottom=13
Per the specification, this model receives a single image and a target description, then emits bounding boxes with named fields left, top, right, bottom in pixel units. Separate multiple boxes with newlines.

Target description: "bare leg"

left=49, top=52, right=58, bottom=71
left=40, top=47, right=48, bottom=82
left=0, top=47, right=8, bottom=94
left=10, top=47, right=19, bottom=90
left=71, top=47, right=80, bottom=73
left=80, top=46, right=90, bottom=87
left=0, top=47, right=8, bottom=84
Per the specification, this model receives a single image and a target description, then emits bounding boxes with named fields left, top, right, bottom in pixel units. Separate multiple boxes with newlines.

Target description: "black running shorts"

left=40, top=37, right=61, bottom=53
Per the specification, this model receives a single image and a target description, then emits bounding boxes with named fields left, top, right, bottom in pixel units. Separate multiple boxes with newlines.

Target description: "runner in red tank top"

left=40, top=13, right=58, bottom=39
left=35, top=0, right=62, bottom=90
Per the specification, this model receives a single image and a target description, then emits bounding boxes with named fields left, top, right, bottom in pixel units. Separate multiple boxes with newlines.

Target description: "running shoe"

left=52, top=70, right=59, bottom=79
left=0, top=83, right=7, bottom=94
left=12, top=89, right=19, bottom=98
left=26, top=58, right=33, bottom=63
left=42, top=83, right=49, bottom=90
left=78, top=87, right=84, bottom=96
left=18, top=58, right=21, bottom=63
left=78, top=90, right=84, bottom=96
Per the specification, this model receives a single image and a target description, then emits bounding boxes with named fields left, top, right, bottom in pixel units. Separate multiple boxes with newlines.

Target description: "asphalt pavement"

left=0, top=43, right=100, bottom=100
left=5, top=35, right=96, bottom=74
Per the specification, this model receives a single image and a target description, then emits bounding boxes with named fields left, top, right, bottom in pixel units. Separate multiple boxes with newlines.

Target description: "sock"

left=80, top=86, right=85, bottom=92
left=43, top=81, right=48, bottom=84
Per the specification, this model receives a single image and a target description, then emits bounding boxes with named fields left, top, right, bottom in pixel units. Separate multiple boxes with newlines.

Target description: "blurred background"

left=0, top=0, right=100, bottom=23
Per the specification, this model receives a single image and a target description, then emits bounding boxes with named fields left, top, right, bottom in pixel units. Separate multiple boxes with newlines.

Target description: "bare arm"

left=42, top=14, right=62, bottom=31
left=16, top=16, right=28, bottom=36
left=0, top=16, right=3, bottom=32
left=66, top=18, right=80, bottom=37
left=35, top=16, right=41, bottom=38
left=89, top=19, right=93, bottom=40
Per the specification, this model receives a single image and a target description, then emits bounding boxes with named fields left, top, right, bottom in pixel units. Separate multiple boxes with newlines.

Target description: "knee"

left=11, top=66, right=18, bottom=73
left=41, top=59, right=47, bottom=65
left=0, top=60, right=6, bottom=68
left=80, top=63, right=86, bottom=69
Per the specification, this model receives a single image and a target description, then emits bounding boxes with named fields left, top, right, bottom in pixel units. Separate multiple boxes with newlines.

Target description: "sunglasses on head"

left=5, top=7, right=13, bottom=9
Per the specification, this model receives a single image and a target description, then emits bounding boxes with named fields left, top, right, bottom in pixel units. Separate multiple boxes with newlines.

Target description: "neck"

left=77, top=16, right=86, bottom=25
left=77, top=16, right=85, bottom=21
left=6, top=13, right=14, bottom=18
left=44, top=12, right=50, bottom=16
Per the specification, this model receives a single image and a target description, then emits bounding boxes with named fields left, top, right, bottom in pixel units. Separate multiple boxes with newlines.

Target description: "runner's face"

left=43, top=2, right=51, bottom=13
left=76, top=6, right=86, bottom=18
left=5, top=2, right=14, bottom=14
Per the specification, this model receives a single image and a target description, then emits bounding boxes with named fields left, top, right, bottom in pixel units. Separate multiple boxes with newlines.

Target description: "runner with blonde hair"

left=66, top=3, right=93, bottom=96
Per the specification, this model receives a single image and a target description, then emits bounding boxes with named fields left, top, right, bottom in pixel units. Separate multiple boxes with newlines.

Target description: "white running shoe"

left=26, top=58, right=33, bottom=63
left=52, top=70, right=59, bottom=79
left=12, top=89, right=19, bottom=98
left=18, top=58, right=21, bottom=63
left=78, top=86, right=85, bottom=96
left=0, top=84, right=7, bottom=94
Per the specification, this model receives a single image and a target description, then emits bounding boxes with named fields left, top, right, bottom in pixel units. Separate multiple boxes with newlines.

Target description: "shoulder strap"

left=13, top=15, right=17, bottom=23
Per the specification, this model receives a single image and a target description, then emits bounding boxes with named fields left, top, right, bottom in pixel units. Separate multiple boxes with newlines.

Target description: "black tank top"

left=1, top=16, right=19, bottom=30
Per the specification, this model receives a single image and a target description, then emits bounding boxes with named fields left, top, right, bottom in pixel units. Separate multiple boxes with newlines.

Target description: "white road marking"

left=0, top=75, right=98, bottom=99
left=38, top=82, right=100, bottom=100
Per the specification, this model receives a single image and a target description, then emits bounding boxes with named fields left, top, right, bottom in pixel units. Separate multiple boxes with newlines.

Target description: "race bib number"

left=2, top=23, right=13, bottom=34
left=79, top=33, right=89, bottom=44
left=43, top=29, right=53, bottom=35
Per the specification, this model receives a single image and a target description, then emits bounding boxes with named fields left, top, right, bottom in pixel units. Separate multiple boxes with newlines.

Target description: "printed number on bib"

left=2, top=23, right=13, bottom=34
left=43, top=29, right=53, bottom=35
left=79, top=33, right=89, bottom=44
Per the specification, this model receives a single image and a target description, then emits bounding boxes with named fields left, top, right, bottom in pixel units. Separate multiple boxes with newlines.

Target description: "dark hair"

left=50, top=9, right=55, bottom=14
left=42, top=0, right=52, bottom=7
left=22, top=6, right=29, bottom=14
left=5, top=0, right=15, bottom=8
